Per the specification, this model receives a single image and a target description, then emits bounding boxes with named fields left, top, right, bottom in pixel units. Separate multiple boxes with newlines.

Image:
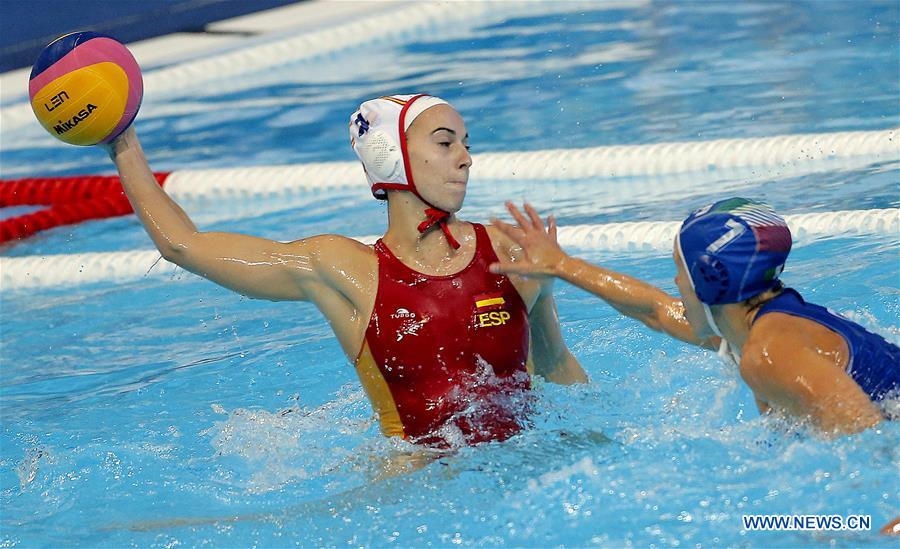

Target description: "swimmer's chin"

left=442, top=181, right=468, bottom=208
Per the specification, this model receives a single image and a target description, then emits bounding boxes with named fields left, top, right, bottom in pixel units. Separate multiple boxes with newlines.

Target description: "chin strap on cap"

left=418, top=207, right=460, bottom=249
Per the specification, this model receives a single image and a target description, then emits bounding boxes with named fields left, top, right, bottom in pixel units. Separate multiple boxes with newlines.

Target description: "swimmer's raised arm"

left=105, top=127, right=364, bottom=303
left=490, top=202, right=715, bottom=349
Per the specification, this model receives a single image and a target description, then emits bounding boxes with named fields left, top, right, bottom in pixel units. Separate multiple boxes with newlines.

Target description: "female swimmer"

left=106, top=94, right=586, bottom=449
left=491, top=198, right=898, bottom=435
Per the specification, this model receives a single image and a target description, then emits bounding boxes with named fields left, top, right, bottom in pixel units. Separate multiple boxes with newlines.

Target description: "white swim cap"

left=349, top=94, right=449, bottom=199
left=349, top=94, right=462, bottom=249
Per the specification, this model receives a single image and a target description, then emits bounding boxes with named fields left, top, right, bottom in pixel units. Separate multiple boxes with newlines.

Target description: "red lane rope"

left=1, top=175, right=120, bottom=207
left=0, top=172, right=169, bottom=244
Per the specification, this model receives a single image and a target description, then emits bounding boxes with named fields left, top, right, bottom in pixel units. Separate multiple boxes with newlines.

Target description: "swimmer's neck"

left=711, top=303, right=756, bottom=351
left=382, top=194, right=471, bottom=262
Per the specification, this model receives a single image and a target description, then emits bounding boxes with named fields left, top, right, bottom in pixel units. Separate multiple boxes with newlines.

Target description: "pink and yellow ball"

left=29, top=32, right=143, bottom=146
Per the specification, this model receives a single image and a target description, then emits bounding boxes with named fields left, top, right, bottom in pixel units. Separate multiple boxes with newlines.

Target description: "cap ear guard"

left=356, top=130, right=402, bottom=184
left=689, top=254, right=731, bottom=304
left=676, top=234, right=725, bottom=337
left=350, top=107, right=405, bottom=199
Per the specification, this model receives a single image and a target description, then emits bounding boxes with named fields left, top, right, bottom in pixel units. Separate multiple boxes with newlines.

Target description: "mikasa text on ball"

left=29, top=32, right=143, bottom=146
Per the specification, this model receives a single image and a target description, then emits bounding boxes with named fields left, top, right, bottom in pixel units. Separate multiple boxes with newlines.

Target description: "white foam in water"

left=208, top=406, right=312, bottom=493
left=526, top=456, right=600, bottom=493
left=15, top=446, right=50, bottom=491
left=205, top=385, right=374, bottom=494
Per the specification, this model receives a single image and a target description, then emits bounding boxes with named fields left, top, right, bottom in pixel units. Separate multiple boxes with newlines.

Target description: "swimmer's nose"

left=460, top=146, right=472, bottom=169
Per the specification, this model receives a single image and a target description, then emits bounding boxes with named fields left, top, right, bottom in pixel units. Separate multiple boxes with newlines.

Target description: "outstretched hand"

left=490, top=201, right=567, bottom=279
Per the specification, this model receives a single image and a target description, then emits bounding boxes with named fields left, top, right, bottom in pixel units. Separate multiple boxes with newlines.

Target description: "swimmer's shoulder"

left=286, top=234, right=377, bottom=281
left=285, top=233, right=374, bottom=255
left=742, top=312, right=849, bottom=377
left=739, top=316, right=813, bottom=403
left=741, top=318, right=788, bottom=377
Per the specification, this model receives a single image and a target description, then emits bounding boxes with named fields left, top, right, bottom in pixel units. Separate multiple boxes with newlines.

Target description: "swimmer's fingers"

left=491, top=217, right=526, bottom=245
left=489, top=259, right=544, bottom=277
left=523, top=202, right=546, bottom=231
left=548, top=215, right=558, bottom=241
left=505, top=201, right=533, bottom=230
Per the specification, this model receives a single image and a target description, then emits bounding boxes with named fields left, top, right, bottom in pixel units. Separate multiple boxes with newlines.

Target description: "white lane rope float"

left=3, top=208, right=896, bottom=290
left=158, top=128, right=898, bottom=203
left=2, top=129, right=895, bottom=242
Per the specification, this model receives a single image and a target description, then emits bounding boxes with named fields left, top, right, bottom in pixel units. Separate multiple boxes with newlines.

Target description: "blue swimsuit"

left=754, top=289, right=900, bottom=401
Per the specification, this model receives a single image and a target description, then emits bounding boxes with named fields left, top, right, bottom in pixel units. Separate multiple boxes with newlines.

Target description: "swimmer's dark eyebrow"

left=432, top=127, right=469, bottom=141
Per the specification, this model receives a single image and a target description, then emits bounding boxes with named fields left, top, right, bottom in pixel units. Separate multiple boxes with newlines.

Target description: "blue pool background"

left=0, top=0, right=300, bottom=73
left=2, top=1, right=899, bottom=547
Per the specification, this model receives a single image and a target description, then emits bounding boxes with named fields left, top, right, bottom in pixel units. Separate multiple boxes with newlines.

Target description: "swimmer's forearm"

left=553, top=255, right=666, bottom=317
left=108, top=128, right=198, bottom=257
left=552, top=255, right=700, bottom=344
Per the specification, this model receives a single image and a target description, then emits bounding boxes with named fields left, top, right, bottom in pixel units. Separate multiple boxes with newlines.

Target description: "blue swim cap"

left=677, top=197, right=792, bottom=305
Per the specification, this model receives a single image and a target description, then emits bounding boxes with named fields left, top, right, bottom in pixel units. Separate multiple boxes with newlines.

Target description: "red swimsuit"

left=355, top=223, right=531, bottom=447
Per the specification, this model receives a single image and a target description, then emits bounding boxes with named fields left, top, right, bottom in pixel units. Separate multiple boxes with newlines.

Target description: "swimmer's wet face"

left=405, top=105, right=472, bottom=213
left=674, top=244, right=716, bottom=339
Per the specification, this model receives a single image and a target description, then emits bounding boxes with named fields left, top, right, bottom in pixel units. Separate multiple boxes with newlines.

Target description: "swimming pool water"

left=1, top=1, right=898, bottom=547
left=2, top=237, right=898, bottom=546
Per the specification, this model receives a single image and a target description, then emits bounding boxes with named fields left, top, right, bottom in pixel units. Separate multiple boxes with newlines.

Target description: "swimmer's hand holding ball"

left=29, top=31, right=143, bottom=146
